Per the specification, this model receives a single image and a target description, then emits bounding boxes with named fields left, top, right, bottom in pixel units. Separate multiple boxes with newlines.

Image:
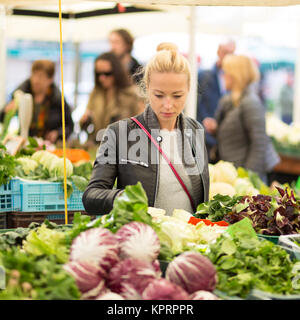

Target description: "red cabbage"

left=166, top=251, right=217, bottom=293
left=96, top=290, right=125, bottom=300
left=190, top=290, right=219, bottom=300
left=107, top=257, right=158, bottom=300
left=69, top=227, right=119, bottom=273
left=116, top=222, right=160, bottom=262
left=63, top=260, right=106, bottom=299
left=152, top=259, right=162, bottom=277
left=142, top=278, right=189, bottom=300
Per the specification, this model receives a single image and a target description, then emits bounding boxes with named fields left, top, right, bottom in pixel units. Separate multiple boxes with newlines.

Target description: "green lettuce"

left=22, top=224, right=69, bottom=263
left=101, top=182, right=155, bottom=233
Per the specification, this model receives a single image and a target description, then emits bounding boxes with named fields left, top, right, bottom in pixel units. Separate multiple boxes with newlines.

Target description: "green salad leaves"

left=208, top=219, right=300, bottom=298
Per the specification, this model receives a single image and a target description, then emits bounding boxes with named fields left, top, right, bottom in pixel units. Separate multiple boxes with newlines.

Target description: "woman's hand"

left=45, top=130, right=59, bottom=143
left=4, top=100, right=17, bottom=113
left=203, top=117, right=218, bottom=134
left=80, top=110, right=91, bottom=125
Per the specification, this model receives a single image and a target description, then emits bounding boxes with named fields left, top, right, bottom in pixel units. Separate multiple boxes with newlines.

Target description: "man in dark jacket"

left=197, top=40, right=235, bottom=161
left=2, top=59, right=74, bottom=143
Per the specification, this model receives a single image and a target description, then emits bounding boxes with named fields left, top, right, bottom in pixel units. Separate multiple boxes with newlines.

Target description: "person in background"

left=82, top=42, right=209, bottom=216
left=196, top=39, right=236, bottom=162
left=203, top=54, right=280, bottom=183
left=279, top=71, right=294, bottom=125
left=3, top=59, right=74, bottom=144
left=108, top=28, right=143, bottom=84
left=79, top=52, right=144, bottom=143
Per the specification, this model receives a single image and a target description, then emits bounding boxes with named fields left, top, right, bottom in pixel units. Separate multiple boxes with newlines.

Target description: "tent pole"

left=186, top=5, right=197, bottom=119
left=0, top=5, right=6, bottom=111
left=73, top=41, right=80, bottom=110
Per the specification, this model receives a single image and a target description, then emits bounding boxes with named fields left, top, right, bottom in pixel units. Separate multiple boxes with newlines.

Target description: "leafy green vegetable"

left=16, top=157, right=39, bottom=175
left=15, top=137, right=41, bottom=157
left=207, top=225, right=300, bottom=298
left=0, top=144, right=17, bottom=186
left=22, top=224, right=69, bottom=263
left=195, top=194, right=242, bottom=222
left=0, top=109, right=17, bottom=141
left=73, top=161, right=93, bottom=180
left=70, top=175, right=89, bottom=192
left=64, top=212, right=96, bottom=246
left=237, top=167, right=276, bottom=196
left=154, top=215, right=198, bottom=256
left=0, top=228, right=31, bottom=251
left=101, top=182, right=156, bottom=233
left=0, top=248, right=80, bottom=300
left=225, top=188, right=300, bottom=236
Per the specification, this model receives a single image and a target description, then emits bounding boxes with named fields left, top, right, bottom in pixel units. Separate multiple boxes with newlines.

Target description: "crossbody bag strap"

left=131, top=116, right=196, bottom=212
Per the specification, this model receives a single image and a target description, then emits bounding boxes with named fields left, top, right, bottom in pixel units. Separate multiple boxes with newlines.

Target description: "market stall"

left=0, top=181, right=300, bottom=300
left=1, top=0, right=300, bottom=303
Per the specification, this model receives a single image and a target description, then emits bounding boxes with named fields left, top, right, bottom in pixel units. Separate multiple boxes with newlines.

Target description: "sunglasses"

left=96, top=71, right=113, bottom=77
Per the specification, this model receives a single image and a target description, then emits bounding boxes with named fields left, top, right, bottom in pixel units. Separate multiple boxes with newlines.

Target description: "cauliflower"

left=32, top=150, right=73, bottom=178
left=31, top=150, right=57, bottom=169
left=49, top=157, right=73, bottom=178
left=234, top=178, right=259, bottom=196
left=209, top=182, right=236, bottom=199
left=266, top=114, right=300, bottom=145
left=172, top=209, right=193, bottom=222
left=210, top=161, right=238, bottom=185
left=288, top=126, right=300, bottom=145
left=208, top=164, right=216, bottom=182
left=148, top=207, right=166, bottom=219
left=17, top=157, right=39, bottom=175
left=266, top=114, right=290, bottom=143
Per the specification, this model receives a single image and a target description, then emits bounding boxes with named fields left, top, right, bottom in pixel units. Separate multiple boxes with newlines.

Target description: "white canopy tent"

left=1, top=0, right=300, bottom=122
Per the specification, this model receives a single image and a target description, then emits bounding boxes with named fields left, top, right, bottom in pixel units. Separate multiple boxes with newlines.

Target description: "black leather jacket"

left=82, top=106, right=210, bottom=215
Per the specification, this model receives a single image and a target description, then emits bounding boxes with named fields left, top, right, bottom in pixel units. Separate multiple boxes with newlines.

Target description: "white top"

left=154, top=129, right=194, bottom=216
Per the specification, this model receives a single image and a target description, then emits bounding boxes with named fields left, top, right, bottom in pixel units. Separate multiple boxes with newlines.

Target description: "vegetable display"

left=190, top=290, right=219, bottom=300
left=165, top=251, right=217, bottom=294
left=195, top=194, right=242, bottom=222
left=69, top=227, right=120, bottom=273
left=101, top=182, right=156, bottom=233
left=141, top=278, right=190, bottom=300
left=15, top=149, right=90, bottom=197
left=107, top=258, right=158, bottom=300
left=116, top=222, right=160, bottom=262
left=209, top=160, right=273, bottom=199
left=1, top=179, right=300, bottom=300
left=207, top=219, right=300, bottom=298
left=63, top=260, right=106, bottom=300
left=0, top=248, right=80, bottom=300
left=22, top=224, right=69, bottom=263
left=224, top=187, right=300, bottom=235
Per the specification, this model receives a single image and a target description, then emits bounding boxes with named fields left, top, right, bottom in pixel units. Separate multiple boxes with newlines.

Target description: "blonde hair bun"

left=156, top=42, right=178, bottom=53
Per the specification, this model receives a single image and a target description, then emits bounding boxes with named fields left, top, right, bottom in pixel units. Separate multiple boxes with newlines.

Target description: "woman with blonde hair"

left=203, top=54, right=279, bottom=182
left=83, top=42, right=209, bottom=216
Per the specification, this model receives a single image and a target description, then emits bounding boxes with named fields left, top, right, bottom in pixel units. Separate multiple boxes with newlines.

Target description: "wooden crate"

left=7, top=211, right=96, bottom=228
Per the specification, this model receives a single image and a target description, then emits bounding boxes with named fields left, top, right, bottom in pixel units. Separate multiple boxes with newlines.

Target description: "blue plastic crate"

left=0, top=179, right=21, bottom=212
left=20, top=180, right=85, bottom=212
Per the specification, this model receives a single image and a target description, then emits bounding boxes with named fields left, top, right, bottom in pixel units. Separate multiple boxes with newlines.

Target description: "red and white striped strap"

left=131, top=116, right=195, bottom=212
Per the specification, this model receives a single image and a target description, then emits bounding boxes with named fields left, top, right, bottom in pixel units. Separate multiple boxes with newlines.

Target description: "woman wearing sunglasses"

left=83, top=43, right=209, bottom=216
left=80, top=52, right=144, bottom=143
